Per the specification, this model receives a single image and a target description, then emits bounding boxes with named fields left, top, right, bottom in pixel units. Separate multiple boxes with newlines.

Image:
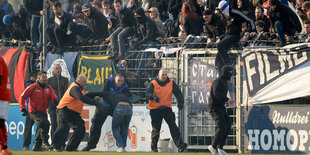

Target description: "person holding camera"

left=146, top=69, right=187, bottom=152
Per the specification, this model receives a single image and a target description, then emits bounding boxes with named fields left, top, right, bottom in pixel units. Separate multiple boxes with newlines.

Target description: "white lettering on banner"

left=192, top=62, right=216, bottom=79
left=272, top=130, right=285, bottom=150
left=260, top=129, right=272, bottom=150
left=272, top=111, right=309, bottom=124
left=247, top=129, right=310, bottom=151
left=245, top=53, right=256, bottom=91
left=244, top=50, right=309, bottom=92
left=191, top=90, right=209, bottom=104
left=192, top=63, right=197, bottom=77
left=199, top=64, right=207, bottom=77
left=5, top=121, right=24, bottom=140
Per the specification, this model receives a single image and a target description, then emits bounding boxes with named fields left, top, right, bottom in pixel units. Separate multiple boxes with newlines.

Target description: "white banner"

left=242, top=44, right=310, bottom=104
left=78, top=105, right=179, bottom=152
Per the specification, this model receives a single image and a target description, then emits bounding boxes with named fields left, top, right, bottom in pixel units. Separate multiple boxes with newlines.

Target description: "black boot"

left=32, top=142, right=43, bottom=151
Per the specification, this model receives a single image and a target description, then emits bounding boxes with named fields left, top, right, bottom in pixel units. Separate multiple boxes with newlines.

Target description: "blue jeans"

left=111, top=27, right=135, bottom=58
left=274, top=21, right=296, bottom=43
left=31, top=15, right=43, bottom=47
left=112, top=105, right=133, bottom=148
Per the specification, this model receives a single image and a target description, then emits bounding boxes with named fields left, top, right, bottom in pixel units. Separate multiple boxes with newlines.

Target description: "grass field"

left=11, top=151, right=293, bottom=155
left=12, top=151, right=215, bottom=155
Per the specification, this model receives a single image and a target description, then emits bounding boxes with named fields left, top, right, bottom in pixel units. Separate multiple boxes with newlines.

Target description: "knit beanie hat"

left=218, top=0, right=229, bottom=16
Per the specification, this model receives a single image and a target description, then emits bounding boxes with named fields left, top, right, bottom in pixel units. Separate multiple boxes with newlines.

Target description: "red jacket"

left=19, top=81, right=57, bottom=114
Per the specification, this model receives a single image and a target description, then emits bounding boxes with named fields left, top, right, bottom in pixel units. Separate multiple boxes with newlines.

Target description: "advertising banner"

left=6, top=105, right=36, bottom=150
left=79, top=105, right=179, bottom=152
left=244, top=105, right=310, bottom=154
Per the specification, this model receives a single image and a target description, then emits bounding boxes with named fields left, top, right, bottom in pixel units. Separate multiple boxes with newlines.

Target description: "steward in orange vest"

left=145, top=69, right=187, bottom=152
left=51, top=75, right=101, bottom=152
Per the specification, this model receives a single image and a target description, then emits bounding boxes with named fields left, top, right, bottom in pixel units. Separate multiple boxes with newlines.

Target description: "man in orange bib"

left=51, top=75, right=101, bottom=152
left=146, top=69, right=187, bottom=152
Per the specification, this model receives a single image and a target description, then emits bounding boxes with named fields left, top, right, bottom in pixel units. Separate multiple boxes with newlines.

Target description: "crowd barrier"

left=3, top=42, right=310, bottom=153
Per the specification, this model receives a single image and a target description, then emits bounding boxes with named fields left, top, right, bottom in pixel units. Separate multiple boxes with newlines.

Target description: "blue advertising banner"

left=5, top=105, right=36, bottom=150
left=189, top=59, right=218, bottom=113
left=244, top=105, right=310, bottom=154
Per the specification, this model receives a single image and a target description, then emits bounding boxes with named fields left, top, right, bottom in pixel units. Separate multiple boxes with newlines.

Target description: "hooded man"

left=216, top=0, right=254, bottom=74
left=132, top=8, right=160, bottom=78
left=268, top=0, right=302, bottom=46
left=207, top=65, right=234, bottom=155
left=82, top=4, right=109, bottom=43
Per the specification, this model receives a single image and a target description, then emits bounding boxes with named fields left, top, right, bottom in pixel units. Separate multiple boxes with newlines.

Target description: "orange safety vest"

left=148, top=79, right=173, bottom=109
left=57, top=82, right=85, bottom=114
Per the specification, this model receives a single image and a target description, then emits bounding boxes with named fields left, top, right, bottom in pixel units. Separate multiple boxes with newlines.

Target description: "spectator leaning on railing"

left=109, top=0, right=137, bottom=60
left=46, top=2, right=73, bottom=54
left=202, top=9, right=226, bottom=47
left=82, top=4, right=109, bottom=44
left=268, top=0, right=302, bottom=46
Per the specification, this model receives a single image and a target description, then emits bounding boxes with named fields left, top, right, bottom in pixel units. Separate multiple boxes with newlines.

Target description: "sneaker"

left=116, top=147, right=125, bottom=152
left=81, top=145, right=95, bottom=151
left=32, top=146, right=43, bottom=151
left=52, top=148, right=62, bottom=152
left=1, top=148, right=12, bottom=155
left=178, top=143, right=187, bottom=152
left=23, top=146, right=29, bottom=151
left=151, top=148, right=158, bottom=152
left=208, top=145, right=218, bottom=155
left=217, top=148, right=228, bottom=155
left=42, top=142, right=52, bottom=150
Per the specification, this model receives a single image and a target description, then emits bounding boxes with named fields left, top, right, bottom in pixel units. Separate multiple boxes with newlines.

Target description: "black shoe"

left=81, top=145, right=95, bottom=151
left=151, top=148, right=158, bottom=152
left=32, top=144, right=43, bottom=151
left=52, top=148, right=62, bottom=152
left=178, top=143, right=187, bottom=152
left=108, top=53, right=118, bottom=59
left=42, top=142, right=52, bottom=150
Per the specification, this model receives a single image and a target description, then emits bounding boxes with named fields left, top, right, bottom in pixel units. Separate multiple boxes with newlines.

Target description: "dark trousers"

left=111, top=27, right=135, bottom=58
left=150, top=107, right=184, bottom=150
left=52, top=107, right=85, bottom=151
left=46, top=26, right=68, bottom=49
left=216, top=34, right=240, bottom=73
left=28, top=112, right=50, bottom=145
left=48, top=104, right=57, bottom=140
left=209, top=108, right=231, bottom=149
left=87, top=106, right=112, bottom=148
left=23, top=115, right=35, bottom=147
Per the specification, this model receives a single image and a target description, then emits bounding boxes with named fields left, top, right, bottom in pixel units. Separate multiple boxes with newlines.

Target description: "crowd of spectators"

left=0, top=0, right=309, bottom=82
left=0, top=0, right=308, bottom=48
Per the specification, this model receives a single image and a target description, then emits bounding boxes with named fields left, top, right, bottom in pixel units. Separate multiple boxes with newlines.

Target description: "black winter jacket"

left=203, top=14, right=226, bottom=40
left=208, top=76, right=229, bottom=112
left=225, top=8, right=255, bottom=35
left=136, top=16, right=160, bottom=45
left=268, top=4, right=302, bottom=33
left=23, top=0, right=43, bottom=15
left=85, top=7, right=109, bottom=40
left=145, top=77, right=184, bottom=108
left=116, top=7, right=137, bottom=30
